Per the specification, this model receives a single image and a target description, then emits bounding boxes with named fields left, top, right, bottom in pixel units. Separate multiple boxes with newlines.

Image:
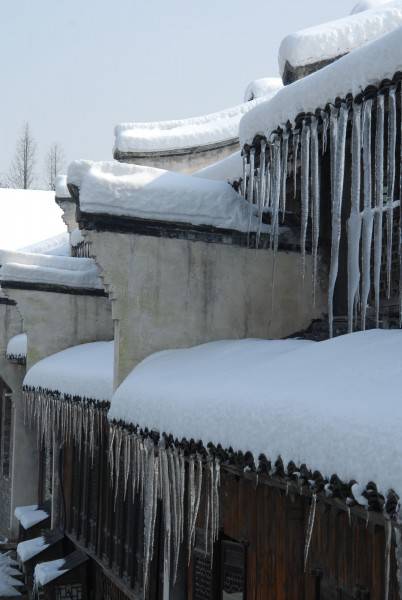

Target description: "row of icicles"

left=241, top=85, right=401, bottom=337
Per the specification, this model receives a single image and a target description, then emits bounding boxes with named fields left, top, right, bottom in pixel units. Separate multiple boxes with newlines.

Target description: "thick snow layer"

left=17, top=506, right=49, bottom=530
left=278, top=2, right=402, bottom=73
left=111, top=331, right=402, bottom=497
left=6, top=334, right=27, bottom=359
left=0, top=189, right=66, bottom=251
left=193, top=152, right=243, bottom=183
left=55, top=175, right=70, bottom=199
left=75, top=161, right=263, bottom=232
left=67, top=160, right=95, bottom=188
left=34, top=559, right=66, bottom=587
left=351, top=0, right=395, bottom=14
left=24, top=341, right=114, bottom=402
left=241, top=26, right=402, bottom=146
left=114, top=93, right=280, bottom=154
left=14, top=505, right=37, bottom=520
left=21, top=232, right=70, bottom=256
left=244, top=77, right=283, bottom=102
left=17, top=537, right=49, bottom=562
left=0, top=251, right=103, bottom=290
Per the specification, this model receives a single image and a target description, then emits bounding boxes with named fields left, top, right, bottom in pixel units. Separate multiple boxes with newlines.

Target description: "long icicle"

left=293, top=130, right=300, bottom=200
left=301, top=120, right=311, bottom=279
left=374, top=94, right=385, bottom=328
left=386, top=87, right=397, bottom=299
left=247, top=148, right=256, bottom=246
left=348, top=103, right=362, bottom=333
left=328, top=104, right=349, bottom=338
left=280, top=131, right=289, bottom=222
left=310, top=116, right=320, bottom=305
left=256, top=140, right=267, bottom=248
left=304, top=494, right=317, bottom=572
left=361, top=98, right=374, bottom=331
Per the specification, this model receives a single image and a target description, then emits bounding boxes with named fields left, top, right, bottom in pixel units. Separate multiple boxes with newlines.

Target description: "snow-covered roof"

left=70, top=160, right=263, bottom=233
left=278, top=1, right=402, bottom=75
left=193, top=151, right=243, bottom=183
left=6, top=334, right=27, bottom=361
left=21, top=232, right=70, bottom=256
left=240, top=26, right=402, bottom=146
left=17, top=537, right=49, bottom=563
left=113, top=89, right=281, bottom=155
left=244, top=77, right=283, bottom=102
left=0, top=553, right=22, bottom=598
left=0, top=251, right=103, bottom=290
left=55, top=174, right=70, bottom=199
left=110, top=330, right=402, bottom=499
left=351, top=0, right=395, bottom=14
left=34, top=559, right=67, bottom=587
left=14, top=505, right=49, bottom=530
left=0, top=189, right=66, bottom=251
left=24, top=341, right=114, bottom=403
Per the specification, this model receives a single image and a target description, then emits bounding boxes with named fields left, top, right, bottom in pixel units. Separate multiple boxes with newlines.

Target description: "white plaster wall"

left=88, top=232, right=326, bottom=387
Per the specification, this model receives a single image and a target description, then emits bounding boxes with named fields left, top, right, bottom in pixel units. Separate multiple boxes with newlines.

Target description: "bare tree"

left=7, top=122, right=37, bottom=189
left=45, top=142, right=65, bottom=191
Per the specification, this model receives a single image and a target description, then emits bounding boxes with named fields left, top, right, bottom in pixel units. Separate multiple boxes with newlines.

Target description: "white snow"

left=0, top=251, right=103, bottom=290
left=6, top=334, right=27, bottom=360
left=21, top=232, right=70, bottom=256
left=34, top=559, right=66, bottom=587
left=14, top=505, right=37, bottom=520
left=24, top=341, right=114, bottom=402
left=0, top=189, right=66, bottom=251
left=14, top=505, right=49, bottom=530
left=111, top=330, right=402, bottom=498
left=351, top=0, right=395, bottom=14
left=278, top=1, right=402, bottom=73
left=244, top=77, right=283, bottom=102
left=114, top=92, right=280, bottom=154
left=241, top=26, right=402, bottom=146
left=193, top=152, right=243, bottom=183
left=17, top=537, right=49, bottom=563
left=55, top=174, right=70, bottom=198
left=67, top=160, right=94, bottom=188
left=74, top=161, right=264, bottom=233
left=70, top=228, right=84, bottom=247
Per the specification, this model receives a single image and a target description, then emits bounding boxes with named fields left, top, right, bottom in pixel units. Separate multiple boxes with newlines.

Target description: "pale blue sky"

left=0, top=0, right=354, bottom=185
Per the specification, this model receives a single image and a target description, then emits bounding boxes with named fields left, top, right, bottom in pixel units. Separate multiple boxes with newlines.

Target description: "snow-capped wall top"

left=241, top=26, right=402, bottom=146
left=351, top=0, right=395, bottom=14
left=113, top=93, right=280, bottom=154
left=110, top=330, right=402, bottom=499
left=55, top=174, right=70, bottom=199
left=21, top=232, right=70, bottom=256
left=278, top=1, right=402, bottom=74
left=0, top=188, right=66, bottom=251
left=74, top=160, right=262, bottom=232
left=24, top=341, right=113, bottom=402
left=243, top=77, right=283, bottom=102
left=193, top=151, right=243, bottom=184
left=0, top=251, right=103, bottom=290
left=6, top=333, right=27, bottom=360
left=34, top=559, right=67, bottom=587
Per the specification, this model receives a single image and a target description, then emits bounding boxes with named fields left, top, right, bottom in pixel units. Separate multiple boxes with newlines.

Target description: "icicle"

left=187, top=455, right=196, bottom=563
left=310, top=117, right=320, bottom=304
left=328, top=104, right=349, bottom=338
left=123, top=433, right=130, bottom=500
left=374, top=94, right=385, bottom=328
left=394, top=522, right=402, bottom=599
left=241, top=153, right=247, bottom=197
left=384, top=518, right=392, bottom=600
left=280, top=131, right=289, bottom=221
left=361, top=99, right=374, bottom=331
left=304, top=494, right=317, bottom=572
left=172, top=448, right=183, bottom=583
left=300, top=120, right=311, bottom=279
left=143, top=439, right=158, bottom=594
left=256, top=140, right=266, bottom=247
left=321, top=110, right=329, bottom=155
left=160, top=448, right=171, bottom=600
left=270, top=136, right=281, bottom=254
left=292, top=130, right=300, bottom=199
left=386, top=87, right=397, bottom=299
left=247, top=148, right=256, bottom=246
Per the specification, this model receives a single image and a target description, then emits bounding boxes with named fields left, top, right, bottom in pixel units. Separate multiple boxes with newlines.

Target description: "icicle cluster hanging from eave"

left=23, top=386, right=109, bottom=459
left=109, top=422, right=220, bottom=597
left=241, top=76, right=402, bottom=337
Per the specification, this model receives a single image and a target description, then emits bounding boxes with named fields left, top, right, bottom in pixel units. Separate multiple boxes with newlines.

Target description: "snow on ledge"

left=241, top=26, right=402, bottom=146
left=34, top=559, right=67, bottom=587
left=193, top=151, right=243, bottom=183
left=278, top=1, right=402, bottom=74
left=55, top=175, right=70, bottom=199
left=17, top=537, right=49, bottom=563
left=24, top=341, right=114, bottom=403
left=14, top=505, right=49, bottom=530
left=351, top=0, right=395, bottom=14
left=0, top=251, right=103, bottom=290
left=244, top=77, right=283, bottom=102
left=6, top=334, right=27, bottom=360
left=113, top=90, right=281, bottom=154
left=73, top=160, right=264, bottom=233
left=110, top=330, right=402, bottom=499
left=21, top=232, right=70, bottom=256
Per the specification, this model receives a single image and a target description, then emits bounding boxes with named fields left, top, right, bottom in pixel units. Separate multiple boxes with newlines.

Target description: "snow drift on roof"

left=55, top=175, right=70, bottom=199
left=244, top=77, right=283, bottom=102
left=0, top=251, right=103, bottom=290
left=278, top=1, right=402, bottom=74
left=351, top=0, right=395, bottom=14
left=24, top=341, right=114, bottom=402
left=21, top=232, right=70, bottom=256
left=240, top=26, right=402, bottom=146
left=6, top=333, right=27, bottom=359
left=114, top=91, right=281, bottom=154
left=110, top=330, right=402, bottom=498
left=193, top=151, right=243, bottom=183
left=0, top=189, right=66, bottom=251
left=73, top=160, right=263, bottom=232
